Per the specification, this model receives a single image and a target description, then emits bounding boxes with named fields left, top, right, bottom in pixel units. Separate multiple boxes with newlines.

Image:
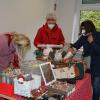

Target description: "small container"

left=1, top=72, right=7, bottom=83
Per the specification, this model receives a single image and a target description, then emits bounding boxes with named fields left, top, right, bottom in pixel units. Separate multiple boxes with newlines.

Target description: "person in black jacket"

left=63, top=20, right=100, bottom=100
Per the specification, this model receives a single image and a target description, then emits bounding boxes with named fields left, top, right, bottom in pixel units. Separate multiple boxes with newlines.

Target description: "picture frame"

left=39, top=62, right=56, bottom=86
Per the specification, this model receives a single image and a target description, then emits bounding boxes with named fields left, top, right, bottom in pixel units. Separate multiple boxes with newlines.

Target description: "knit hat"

left=46, top=13, right=57, bottom=21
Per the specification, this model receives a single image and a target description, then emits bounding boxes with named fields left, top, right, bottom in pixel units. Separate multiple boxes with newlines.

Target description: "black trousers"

left=92, top=77, right=100, bottom=100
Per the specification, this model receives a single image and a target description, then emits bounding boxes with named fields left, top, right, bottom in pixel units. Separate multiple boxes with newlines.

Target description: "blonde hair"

left=13, top=32, right=31, bottom=58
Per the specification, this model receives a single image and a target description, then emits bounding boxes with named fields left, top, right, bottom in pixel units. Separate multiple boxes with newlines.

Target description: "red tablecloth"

left=0, top=73, right=92, bottom=100
left=64, top=73, right=92, bottom=100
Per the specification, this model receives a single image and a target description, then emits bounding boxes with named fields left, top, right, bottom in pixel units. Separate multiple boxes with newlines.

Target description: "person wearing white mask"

left=62, top=20, right=100, bottom=100
left=34, top=13, right=65, bottom=53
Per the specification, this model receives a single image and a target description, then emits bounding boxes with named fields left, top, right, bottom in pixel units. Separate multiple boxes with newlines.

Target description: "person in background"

left=0, top=32, right=30, bottom=71
left=34, top=13, right=65, bottom=56
left=63, top=20, right=100, bottom=100
left=34, top=13, right=65, bottom=48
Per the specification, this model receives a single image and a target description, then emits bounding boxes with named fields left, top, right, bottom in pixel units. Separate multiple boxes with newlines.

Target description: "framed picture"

left=39, top=62, right=56, bottom=86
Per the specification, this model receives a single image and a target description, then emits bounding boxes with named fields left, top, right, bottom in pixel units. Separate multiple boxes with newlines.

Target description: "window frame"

left=71, top=0, right=100, bottom=43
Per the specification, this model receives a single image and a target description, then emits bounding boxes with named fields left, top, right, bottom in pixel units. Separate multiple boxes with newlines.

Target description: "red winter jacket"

left=34, top=23, right=65, bottom=47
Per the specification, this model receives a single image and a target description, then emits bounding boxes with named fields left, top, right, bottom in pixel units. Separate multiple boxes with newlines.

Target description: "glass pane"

left=82, top=0, right=100, bottom=4
left=80, top=10, right=100, bottom=31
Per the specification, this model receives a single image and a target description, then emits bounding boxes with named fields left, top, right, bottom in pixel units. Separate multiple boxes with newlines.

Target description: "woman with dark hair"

left=63, top=20, right=100, bottom=100
left=80, top=20, right=96, bottom=34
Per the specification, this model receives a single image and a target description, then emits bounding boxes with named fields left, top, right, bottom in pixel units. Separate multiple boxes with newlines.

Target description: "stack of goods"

left=34, top=49, right=67, bottom=68
left=31, top=81, right=75, bottom=100
left=53, top=60, right=84, bottom=84
left=0, top=68, right=24, bottom=96
left=34, top=81, right=75, bottom=100
left=48, top=81, right=75, bottom=97
left=34, top=44, right=71, bottom=68
left=31, top=85, right=48, bottom=99
left=1, top=67, right=24, bottom=84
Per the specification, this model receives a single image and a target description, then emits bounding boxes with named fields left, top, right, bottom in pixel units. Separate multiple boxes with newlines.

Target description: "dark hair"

left=80, top=20, right=96, bottom=34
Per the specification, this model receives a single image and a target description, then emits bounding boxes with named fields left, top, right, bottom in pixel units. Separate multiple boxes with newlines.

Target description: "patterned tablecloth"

left=0, top=73, right=92, bottom=100
left=64, top=73, right=92, bottom=100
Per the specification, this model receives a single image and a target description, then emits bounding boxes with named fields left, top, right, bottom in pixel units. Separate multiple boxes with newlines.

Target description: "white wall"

left=0, top=0, right=76, bottom=60
left=0, top=0, right=55, bottom=60
left=56, top=0, right=76, bottom=43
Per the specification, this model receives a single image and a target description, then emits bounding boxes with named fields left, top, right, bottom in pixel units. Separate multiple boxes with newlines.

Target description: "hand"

left=61, top=58, right=70, bottom=63
left=68, top=48, right=76, bottom=54
left=43, top=47, right=53, bottom=56
left=87, top=34, right=94, bottom=44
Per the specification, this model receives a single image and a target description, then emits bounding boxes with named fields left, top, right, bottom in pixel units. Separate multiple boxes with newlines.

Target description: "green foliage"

left=80, top=11, right=100, bottom=31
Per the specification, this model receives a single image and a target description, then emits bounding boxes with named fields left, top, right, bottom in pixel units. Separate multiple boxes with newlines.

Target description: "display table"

left=64, top=73, right=92, bottom=100
left=0, top=73, right=92, bottom=100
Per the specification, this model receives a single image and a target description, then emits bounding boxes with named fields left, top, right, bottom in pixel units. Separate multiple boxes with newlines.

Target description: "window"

left=80, top=10, right=100, bottom=31
left=71, top=0, right=100, bottom=43
left=82, top=0, right=100, bottom=4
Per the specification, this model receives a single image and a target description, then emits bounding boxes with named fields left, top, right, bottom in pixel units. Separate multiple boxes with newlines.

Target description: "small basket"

left=14, top=74, right=41, bottom=98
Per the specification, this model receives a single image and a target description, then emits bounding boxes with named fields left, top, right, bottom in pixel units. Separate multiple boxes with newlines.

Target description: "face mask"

left=81, top=29, right=86, bottom=36
left=82, top=29, right=86, bottom=34
left=48, top=24, right=55, bottom=29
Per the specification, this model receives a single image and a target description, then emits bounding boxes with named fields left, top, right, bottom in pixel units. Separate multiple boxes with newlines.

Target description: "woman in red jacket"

left=34, top=13, right=65, bottom=49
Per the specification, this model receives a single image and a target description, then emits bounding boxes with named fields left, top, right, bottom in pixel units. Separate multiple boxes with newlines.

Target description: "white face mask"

left=82, top=29, right=86, bottom=34
left=81, top=29, right=86, bottom=36
left=48, top=24, right=55, bottom=29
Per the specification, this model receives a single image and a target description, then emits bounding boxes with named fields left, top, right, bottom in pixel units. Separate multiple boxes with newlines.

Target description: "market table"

left=0, top=73, right=92, bottom=100
left=64, top=73, right=92, bottom=100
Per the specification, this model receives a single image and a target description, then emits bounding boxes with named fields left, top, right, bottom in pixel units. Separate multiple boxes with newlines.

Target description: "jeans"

left=92, top=77, right=100, bottom=100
